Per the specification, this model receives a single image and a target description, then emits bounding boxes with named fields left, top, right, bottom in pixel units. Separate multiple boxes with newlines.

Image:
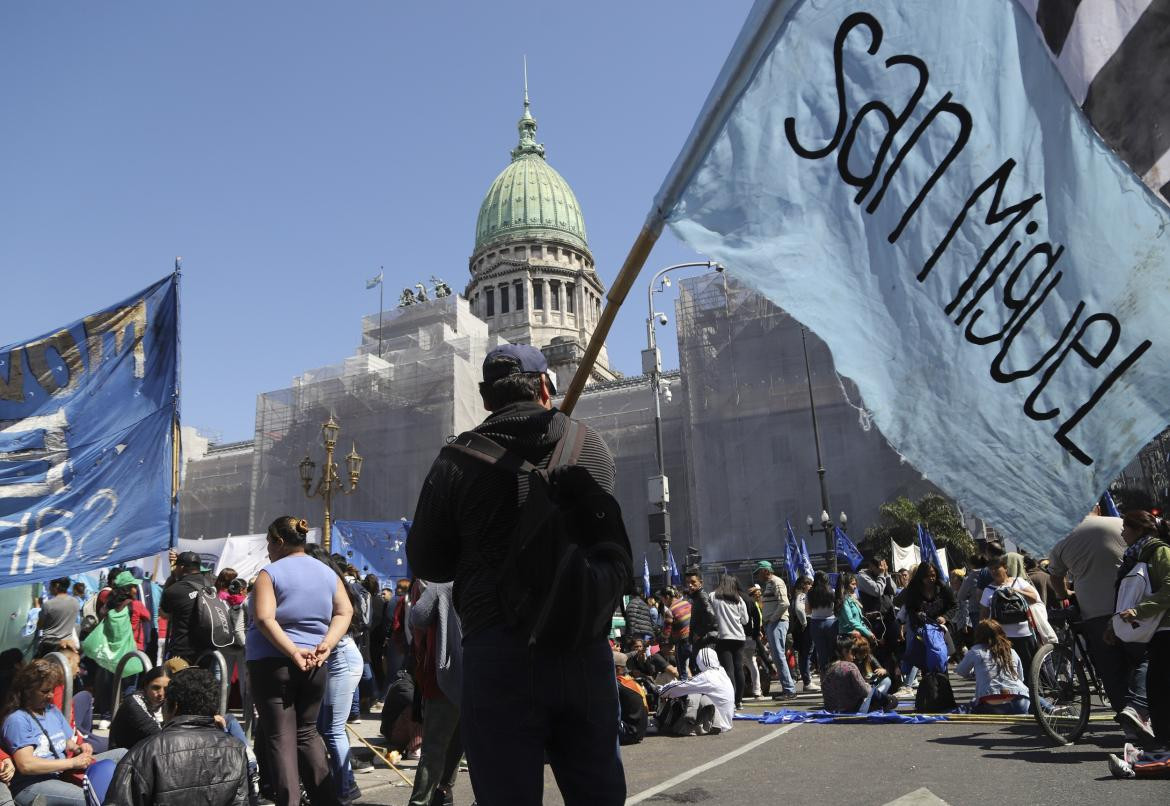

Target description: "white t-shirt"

left=981, top=578, right=1036, bottom=638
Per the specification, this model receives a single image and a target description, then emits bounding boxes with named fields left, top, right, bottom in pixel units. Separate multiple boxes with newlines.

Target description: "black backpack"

left=444, top=419, right=632, bottom=650
left=989, top=581, right=1030, bottom=625
left=914, top=671, right=956, bottom=713
left=191, top=581, right=235, bottom=651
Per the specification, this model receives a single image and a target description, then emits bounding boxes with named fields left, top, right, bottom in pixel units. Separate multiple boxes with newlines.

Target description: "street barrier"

left=196, top=650, right=230, bottom=718
left=110, top=650, right=154, bottom=717
left=45, top=651, right=74, bottom=725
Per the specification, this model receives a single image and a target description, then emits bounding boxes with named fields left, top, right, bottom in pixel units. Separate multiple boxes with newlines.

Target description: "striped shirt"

left=668, top=599, right=692, bottom=642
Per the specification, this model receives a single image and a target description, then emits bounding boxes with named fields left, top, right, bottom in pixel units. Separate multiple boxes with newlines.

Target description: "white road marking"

left=882, top=787, right=950, bottom=806
left=624, top=723, right=799, bottom=805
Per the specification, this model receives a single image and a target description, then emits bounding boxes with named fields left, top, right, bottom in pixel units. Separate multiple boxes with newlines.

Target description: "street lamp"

left=806, top=509, right=848, bottom=572
left=801, top=326, right=842, bottom=572
left=300, top=413, right=363, bottom=552
left=644, top=260, right=724, bottom=583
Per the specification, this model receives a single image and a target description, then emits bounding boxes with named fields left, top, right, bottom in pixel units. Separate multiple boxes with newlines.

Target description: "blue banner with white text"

left=0, top=276, right=179, bottom=584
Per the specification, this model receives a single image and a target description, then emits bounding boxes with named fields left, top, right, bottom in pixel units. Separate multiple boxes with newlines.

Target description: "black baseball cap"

left=482, top=344, right=556, bottom=394
left=175, top=551, right=202, bottom=569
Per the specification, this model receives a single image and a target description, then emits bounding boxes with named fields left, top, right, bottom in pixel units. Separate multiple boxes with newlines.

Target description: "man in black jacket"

left=684, top=571, right=719, bottom=671
left=407, top=345, right=632, bottom=806
left=105, top=668, right=249, bottom=806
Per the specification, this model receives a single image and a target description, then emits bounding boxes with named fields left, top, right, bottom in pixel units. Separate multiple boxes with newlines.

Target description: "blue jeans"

left=808, top=617, right=837, bottom=677
left=319, top=637, right=363, bottom=802
left=13, top=749, right=125, bottom=805
left=462, top=625, right=625, bottom=806
left=973, top=696, right=1031, bottom=715
left=349, top=661, right=374, bottom=719
left=1081, top=615, right=1148, bottom=714
left=860, top=676, right=893, bottom=712
left=674, top=640, right=693, bottom=682
left=767, top=620, right=795, bottom=694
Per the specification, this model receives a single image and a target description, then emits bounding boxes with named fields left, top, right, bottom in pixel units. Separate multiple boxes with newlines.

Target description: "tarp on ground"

left=737, top=708, right=948, bottom=724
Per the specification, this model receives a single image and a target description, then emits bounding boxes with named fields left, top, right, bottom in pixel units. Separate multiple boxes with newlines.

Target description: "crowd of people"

left=3, top=345, right=1170, bottom=806
left=599, top=501, right=1169, bottom=780
left=0, top=518, right=441, bottom=806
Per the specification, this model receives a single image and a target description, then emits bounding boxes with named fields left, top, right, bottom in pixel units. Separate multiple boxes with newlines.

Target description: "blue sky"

left=0, top=1, right=753, bottom=441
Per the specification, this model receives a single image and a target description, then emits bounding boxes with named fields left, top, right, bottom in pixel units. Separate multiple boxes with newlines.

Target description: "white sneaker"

left=804, top=682, right=820, bottom=693
left=893, top=687, right=914, bottom=699
left=96, top=719, right=111, bottom=731
left=1116, top=706, right=1157, bottom=743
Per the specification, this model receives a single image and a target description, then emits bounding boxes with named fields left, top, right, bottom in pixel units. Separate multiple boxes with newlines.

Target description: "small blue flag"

left=667, top=548, right=681, bottom=584
left=784, top=520, right=801, bottom=586
left=834, top=526, right=863, bottom=572
left=1102, top=490, right=1121, bottom=518
left=798, top=537, right=815, bottom=580
left=643, top=556, right=652, bottom=598
left=918, top=523, right=944, bottom=576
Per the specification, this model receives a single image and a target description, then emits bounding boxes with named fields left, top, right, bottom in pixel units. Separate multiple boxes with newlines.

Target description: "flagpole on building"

left=377, top=267, right=384, bottom=359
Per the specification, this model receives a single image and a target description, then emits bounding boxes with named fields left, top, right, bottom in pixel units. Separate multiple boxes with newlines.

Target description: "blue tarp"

left=736, top=709, right=948, bottom=725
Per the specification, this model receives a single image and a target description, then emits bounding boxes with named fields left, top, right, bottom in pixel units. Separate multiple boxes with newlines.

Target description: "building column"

left=541, top=278, right=550, bottom=315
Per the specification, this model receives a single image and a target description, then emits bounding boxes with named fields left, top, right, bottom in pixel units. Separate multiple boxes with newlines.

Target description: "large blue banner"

left=0, top=276, right=179, bottom=583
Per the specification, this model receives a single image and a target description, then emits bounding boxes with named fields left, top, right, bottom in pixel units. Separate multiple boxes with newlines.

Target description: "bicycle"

left=1028, top=604, right=1110, bottom=744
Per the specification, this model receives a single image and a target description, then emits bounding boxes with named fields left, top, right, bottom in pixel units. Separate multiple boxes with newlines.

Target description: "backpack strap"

left=444, top=432, right=538, bottom=475
left=547, top=419, right=585, bottom=469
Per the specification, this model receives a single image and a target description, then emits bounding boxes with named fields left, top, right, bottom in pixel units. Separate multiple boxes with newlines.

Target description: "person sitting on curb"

left=822, top=636, right=897, bottom=714
left=658, top=647, right=735, bottom=734
left=954, top=620, right=1030, bottom=715
left=105, top=668, right=249, bottom=806
left=614, top=654, right=647, bottom=746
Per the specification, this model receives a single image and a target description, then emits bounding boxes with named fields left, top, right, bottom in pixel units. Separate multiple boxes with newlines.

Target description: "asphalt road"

left=348, top=682, right=1165, bottom=806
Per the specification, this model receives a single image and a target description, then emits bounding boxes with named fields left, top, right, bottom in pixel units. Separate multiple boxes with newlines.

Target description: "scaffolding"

left=247, top=295, right=502, bottom=534
left=673, top=273, right=939, bottom=561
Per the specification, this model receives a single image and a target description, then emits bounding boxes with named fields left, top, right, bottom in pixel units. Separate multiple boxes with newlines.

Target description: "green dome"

left=474, top=98, right=589, bottom=255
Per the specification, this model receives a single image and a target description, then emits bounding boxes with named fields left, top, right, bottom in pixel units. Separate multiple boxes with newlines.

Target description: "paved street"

left=339, top=674, right=1165, bottom=806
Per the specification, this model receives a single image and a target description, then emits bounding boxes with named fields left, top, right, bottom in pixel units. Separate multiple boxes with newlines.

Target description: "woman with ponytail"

left=955, top=619, right=1030, bottom=714
left=247, top=517, right=352, bottom=806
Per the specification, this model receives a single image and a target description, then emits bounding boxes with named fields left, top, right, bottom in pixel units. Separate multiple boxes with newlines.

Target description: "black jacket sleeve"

left=105, top=745, right=149, bottom=806
left=406, top=457, right=462, bottom=583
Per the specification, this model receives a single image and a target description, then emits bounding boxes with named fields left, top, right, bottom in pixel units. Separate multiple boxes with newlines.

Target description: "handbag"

left=1028, top=601, right=1058, bottom=645
left=26, top=709, right=85, bottom=786
left=1112, top=562, right=1160, bottom=644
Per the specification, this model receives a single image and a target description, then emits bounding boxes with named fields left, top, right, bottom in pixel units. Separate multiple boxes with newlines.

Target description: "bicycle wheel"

left=1030, top=642, right=1090, bottom=745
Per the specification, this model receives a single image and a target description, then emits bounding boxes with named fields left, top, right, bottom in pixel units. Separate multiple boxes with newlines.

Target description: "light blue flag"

left=798, top=538, right=815, bottom=580
left=1101, top=490, right=1121, bottom=518
left=650, top=0, right=1170, bottom=552
left=667, top=547, right=681, bottom=584
left=643, top=555, right=652, bottom=598
left=834, top=527, right=864, bottom=572
left=784, top=520, right=801, bottom=585
left=0, top=276, right=179, bottom=584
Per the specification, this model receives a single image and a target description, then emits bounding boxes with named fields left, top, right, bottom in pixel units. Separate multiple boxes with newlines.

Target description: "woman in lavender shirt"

left=247, top=517, right=352, bottom=806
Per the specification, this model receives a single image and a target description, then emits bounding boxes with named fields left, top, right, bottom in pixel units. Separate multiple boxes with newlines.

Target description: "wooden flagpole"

left=560, top=225, right=660, bottom=414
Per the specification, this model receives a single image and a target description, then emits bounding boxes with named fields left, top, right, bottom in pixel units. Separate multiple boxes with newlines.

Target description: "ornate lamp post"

left=644, top=260, right=723, bottom=583
left=299, top=414, right=363, bottom=552
left=807, top=510, right=848, bottom=573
